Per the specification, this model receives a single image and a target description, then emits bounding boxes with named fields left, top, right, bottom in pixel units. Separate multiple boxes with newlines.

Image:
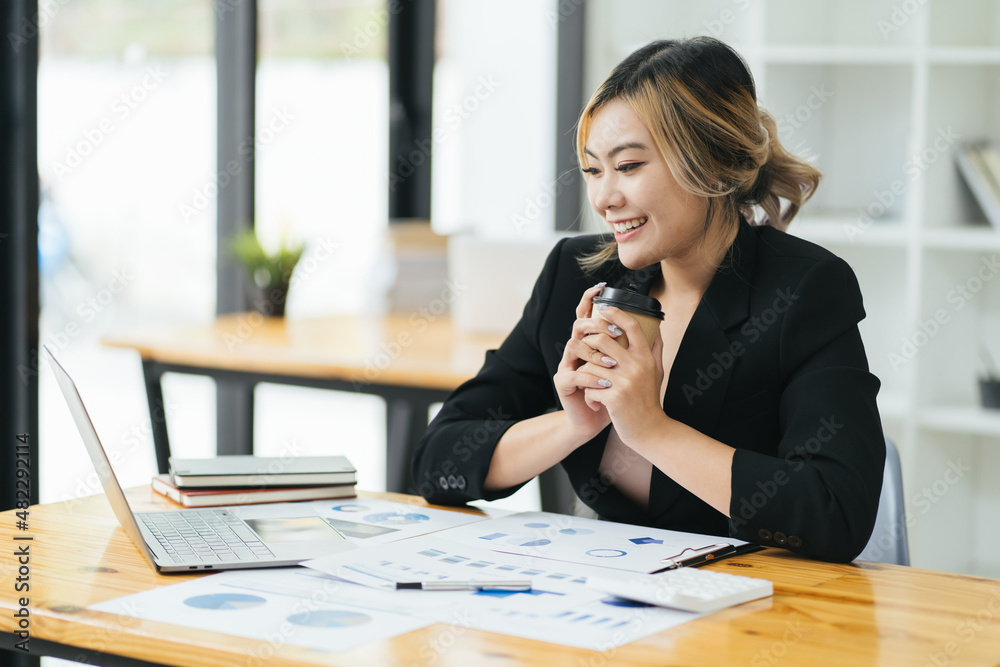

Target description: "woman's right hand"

left=553, top=282, right=623, bottom=446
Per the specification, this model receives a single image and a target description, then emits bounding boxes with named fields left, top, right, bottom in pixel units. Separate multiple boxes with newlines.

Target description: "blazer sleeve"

left=728, top=256, right=885, bottom=563
left=410, top=238, right=569, bottom=505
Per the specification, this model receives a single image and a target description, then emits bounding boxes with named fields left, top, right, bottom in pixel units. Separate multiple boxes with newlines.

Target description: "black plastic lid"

left=592, top=287, right=664, bottom=320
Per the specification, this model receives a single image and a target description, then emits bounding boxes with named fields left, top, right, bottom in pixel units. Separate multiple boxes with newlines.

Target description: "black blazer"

left=412, top=221, right=885, bottom=563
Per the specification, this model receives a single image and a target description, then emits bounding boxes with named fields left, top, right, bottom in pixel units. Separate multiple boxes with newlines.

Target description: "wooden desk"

left=4, top=490, right=1000, bottom=666
left=104, top=313, right=506, bottom=493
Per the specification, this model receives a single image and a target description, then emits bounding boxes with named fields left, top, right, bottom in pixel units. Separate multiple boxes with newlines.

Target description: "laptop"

left=45, top=346, right=356, bottom=573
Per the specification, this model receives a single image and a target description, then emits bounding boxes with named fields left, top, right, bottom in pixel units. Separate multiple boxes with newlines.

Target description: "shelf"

left=922, top=227, right=1000, bottom=251
left=764, top=45, right=914, bottom=64
left=787, top=215, right=908, bottom=247
left=918, top=405, right=1000, bottom=437
left=929, top=47, right=1000, bottom=64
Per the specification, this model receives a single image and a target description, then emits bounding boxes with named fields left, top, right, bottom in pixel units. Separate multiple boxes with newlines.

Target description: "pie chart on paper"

left=287, top=610, right=372, bottom=628
left=183, top=593, right=267, bottom=610
left=363, top=512, right=430, bottom=525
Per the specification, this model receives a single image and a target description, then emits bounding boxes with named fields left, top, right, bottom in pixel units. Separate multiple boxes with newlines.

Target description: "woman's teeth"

left=613, top=217, right=647, bottom=234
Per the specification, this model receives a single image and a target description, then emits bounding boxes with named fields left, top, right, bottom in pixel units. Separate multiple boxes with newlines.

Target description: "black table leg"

left=383, top=390, right=441, bottom=494
left=2, top=650, right=38, bottom=667
left=216, top=379, right=255, bottom=456
left=141, top=360, right=171, bottom=475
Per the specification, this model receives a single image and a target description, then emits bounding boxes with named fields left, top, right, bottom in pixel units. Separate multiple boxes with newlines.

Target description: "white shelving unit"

left=585, top=0, right=1000, bottom=576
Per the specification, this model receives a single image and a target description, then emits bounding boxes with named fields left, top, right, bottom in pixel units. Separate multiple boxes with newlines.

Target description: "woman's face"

left=583, top=99, right=710, bottom=270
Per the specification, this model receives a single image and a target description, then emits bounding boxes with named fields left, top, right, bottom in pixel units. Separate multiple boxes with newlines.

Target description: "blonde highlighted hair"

left=576, top=37, right=821, bottom=272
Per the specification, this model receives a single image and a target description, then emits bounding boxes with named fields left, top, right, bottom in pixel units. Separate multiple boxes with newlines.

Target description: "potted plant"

left=979, top=345, right=1000, bottom=410
left=229, top=229, right=303, bottom=317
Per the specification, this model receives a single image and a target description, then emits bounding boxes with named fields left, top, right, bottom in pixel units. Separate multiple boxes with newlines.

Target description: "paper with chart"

left=90, top=534, right=714, bottom=654
left=435, top=511, right=747, bottom=573
left=302, top=497, right=489, bottom=545
left=88, top=567, right=442, bottom=654
left=303, top=534, right=711, bottom=650
left=88, top=510, right=753, bottom=653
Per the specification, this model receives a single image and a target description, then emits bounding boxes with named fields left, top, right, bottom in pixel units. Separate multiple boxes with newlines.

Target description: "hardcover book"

left=151, top=474, right=356, bottom=507
left=168, top=455, right=357, bottom=488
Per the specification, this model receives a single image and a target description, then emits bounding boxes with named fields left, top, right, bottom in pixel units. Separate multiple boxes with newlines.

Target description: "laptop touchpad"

left=244, top=516, right=345, bottom=544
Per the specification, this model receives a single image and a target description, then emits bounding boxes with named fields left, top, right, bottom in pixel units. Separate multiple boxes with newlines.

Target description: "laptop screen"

left=45, top=346, right=157, bottom=565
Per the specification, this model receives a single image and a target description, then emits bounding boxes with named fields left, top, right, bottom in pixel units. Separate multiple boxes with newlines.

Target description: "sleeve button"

left=447, top=475, right=458, bottom=489
left=774, top=532, right=788, bottom=546
left=757, top=529, right=772, bottom=542
left=456, top=475, right=467, bottom=490
left=788, top=535, right=803, bottom=548
left=438, top=476, right=448, bottom=489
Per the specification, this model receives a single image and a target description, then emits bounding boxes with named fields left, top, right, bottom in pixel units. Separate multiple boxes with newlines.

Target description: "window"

left=38, top=0, right=216, bottom=502
left=431, top=0, right=558, bottom=239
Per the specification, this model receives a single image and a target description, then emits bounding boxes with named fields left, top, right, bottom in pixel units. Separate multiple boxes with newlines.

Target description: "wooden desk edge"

left=5, top=489, right=1000, bottom=667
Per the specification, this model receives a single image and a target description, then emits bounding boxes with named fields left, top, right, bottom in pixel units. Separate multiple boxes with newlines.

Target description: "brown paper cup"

left=597, top=310, right=660, bottom=350
left=592, top=287, right=664, bottom=350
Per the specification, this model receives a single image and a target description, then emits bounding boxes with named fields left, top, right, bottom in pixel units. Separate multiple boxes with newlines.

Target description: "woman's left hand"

left=581, top=306, right=668, bottom=446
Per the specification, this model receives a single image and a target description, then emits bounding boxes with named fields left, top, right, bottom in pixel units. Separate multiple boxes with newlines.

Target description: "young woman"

left=411, top=37, right=885, bottom=563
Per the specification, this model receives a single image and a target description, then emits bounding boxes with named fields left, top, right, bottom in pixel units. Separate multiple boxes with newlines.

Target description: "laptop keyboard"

left=139, top=509, right=275, bottom=564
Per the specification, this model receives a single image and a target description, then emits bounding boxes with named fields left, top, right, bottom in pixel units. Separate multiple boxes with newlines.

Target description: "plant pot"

left=979, top=378, right=1000, bottom=410
left=247, top=283, right=289, bottom=318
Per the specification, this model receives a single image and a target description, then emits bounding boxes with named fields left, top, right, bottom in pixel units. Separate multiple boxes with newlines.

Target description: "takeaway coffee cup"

left=592, top=286, right=664, bottom=350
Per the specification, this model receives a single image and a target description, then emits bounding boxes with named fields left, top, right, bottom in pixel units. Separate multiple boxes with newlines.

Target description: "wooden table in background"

left=3, top=489, right=1000, bottom=666
left=104, top=313, right=506, bottom=493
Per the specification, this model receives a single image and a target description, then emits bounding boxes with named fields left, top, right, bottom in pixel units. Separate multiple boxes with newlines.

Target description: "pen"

left=655, top=543, right=735, bottom=572
left=338, top=564, right=531, bottom=591
left=397, top=580, right=532, bottom=591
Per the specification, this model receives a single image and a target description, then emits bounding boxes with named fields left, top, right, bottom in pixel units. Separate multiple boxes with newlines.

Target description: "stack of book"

left=152, top=455, right=357, bottom=507
left=384, top=219, right=450, bottom=314
left=956, top=141, right=1000, bottom=229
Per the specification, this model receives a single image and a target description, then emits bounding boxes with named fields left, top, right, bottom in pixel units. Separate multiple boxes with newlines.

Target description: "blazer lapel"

left=665, top=222, right=757, bottom=429
left=645, top=222, right=759, bottom=521
left=572, top=222, right=761, bottom=523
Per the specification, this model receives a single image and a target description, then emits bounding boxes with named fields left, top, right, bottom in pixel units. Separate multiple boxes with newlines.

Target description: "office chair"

left=856, top=437, right=910, bottom=566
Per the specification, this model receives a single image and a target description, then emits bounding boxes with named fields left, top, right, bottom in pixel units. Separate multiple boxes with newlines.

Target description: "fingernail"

left=601, top=356, right=617, bottom=366
left=596, top=303, right=608, bottom=311
left=608, top=324, right=622, bottom=336
left=594, top=282, right=606, bottom=289
left=598, top=378, right=612, bottom=388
